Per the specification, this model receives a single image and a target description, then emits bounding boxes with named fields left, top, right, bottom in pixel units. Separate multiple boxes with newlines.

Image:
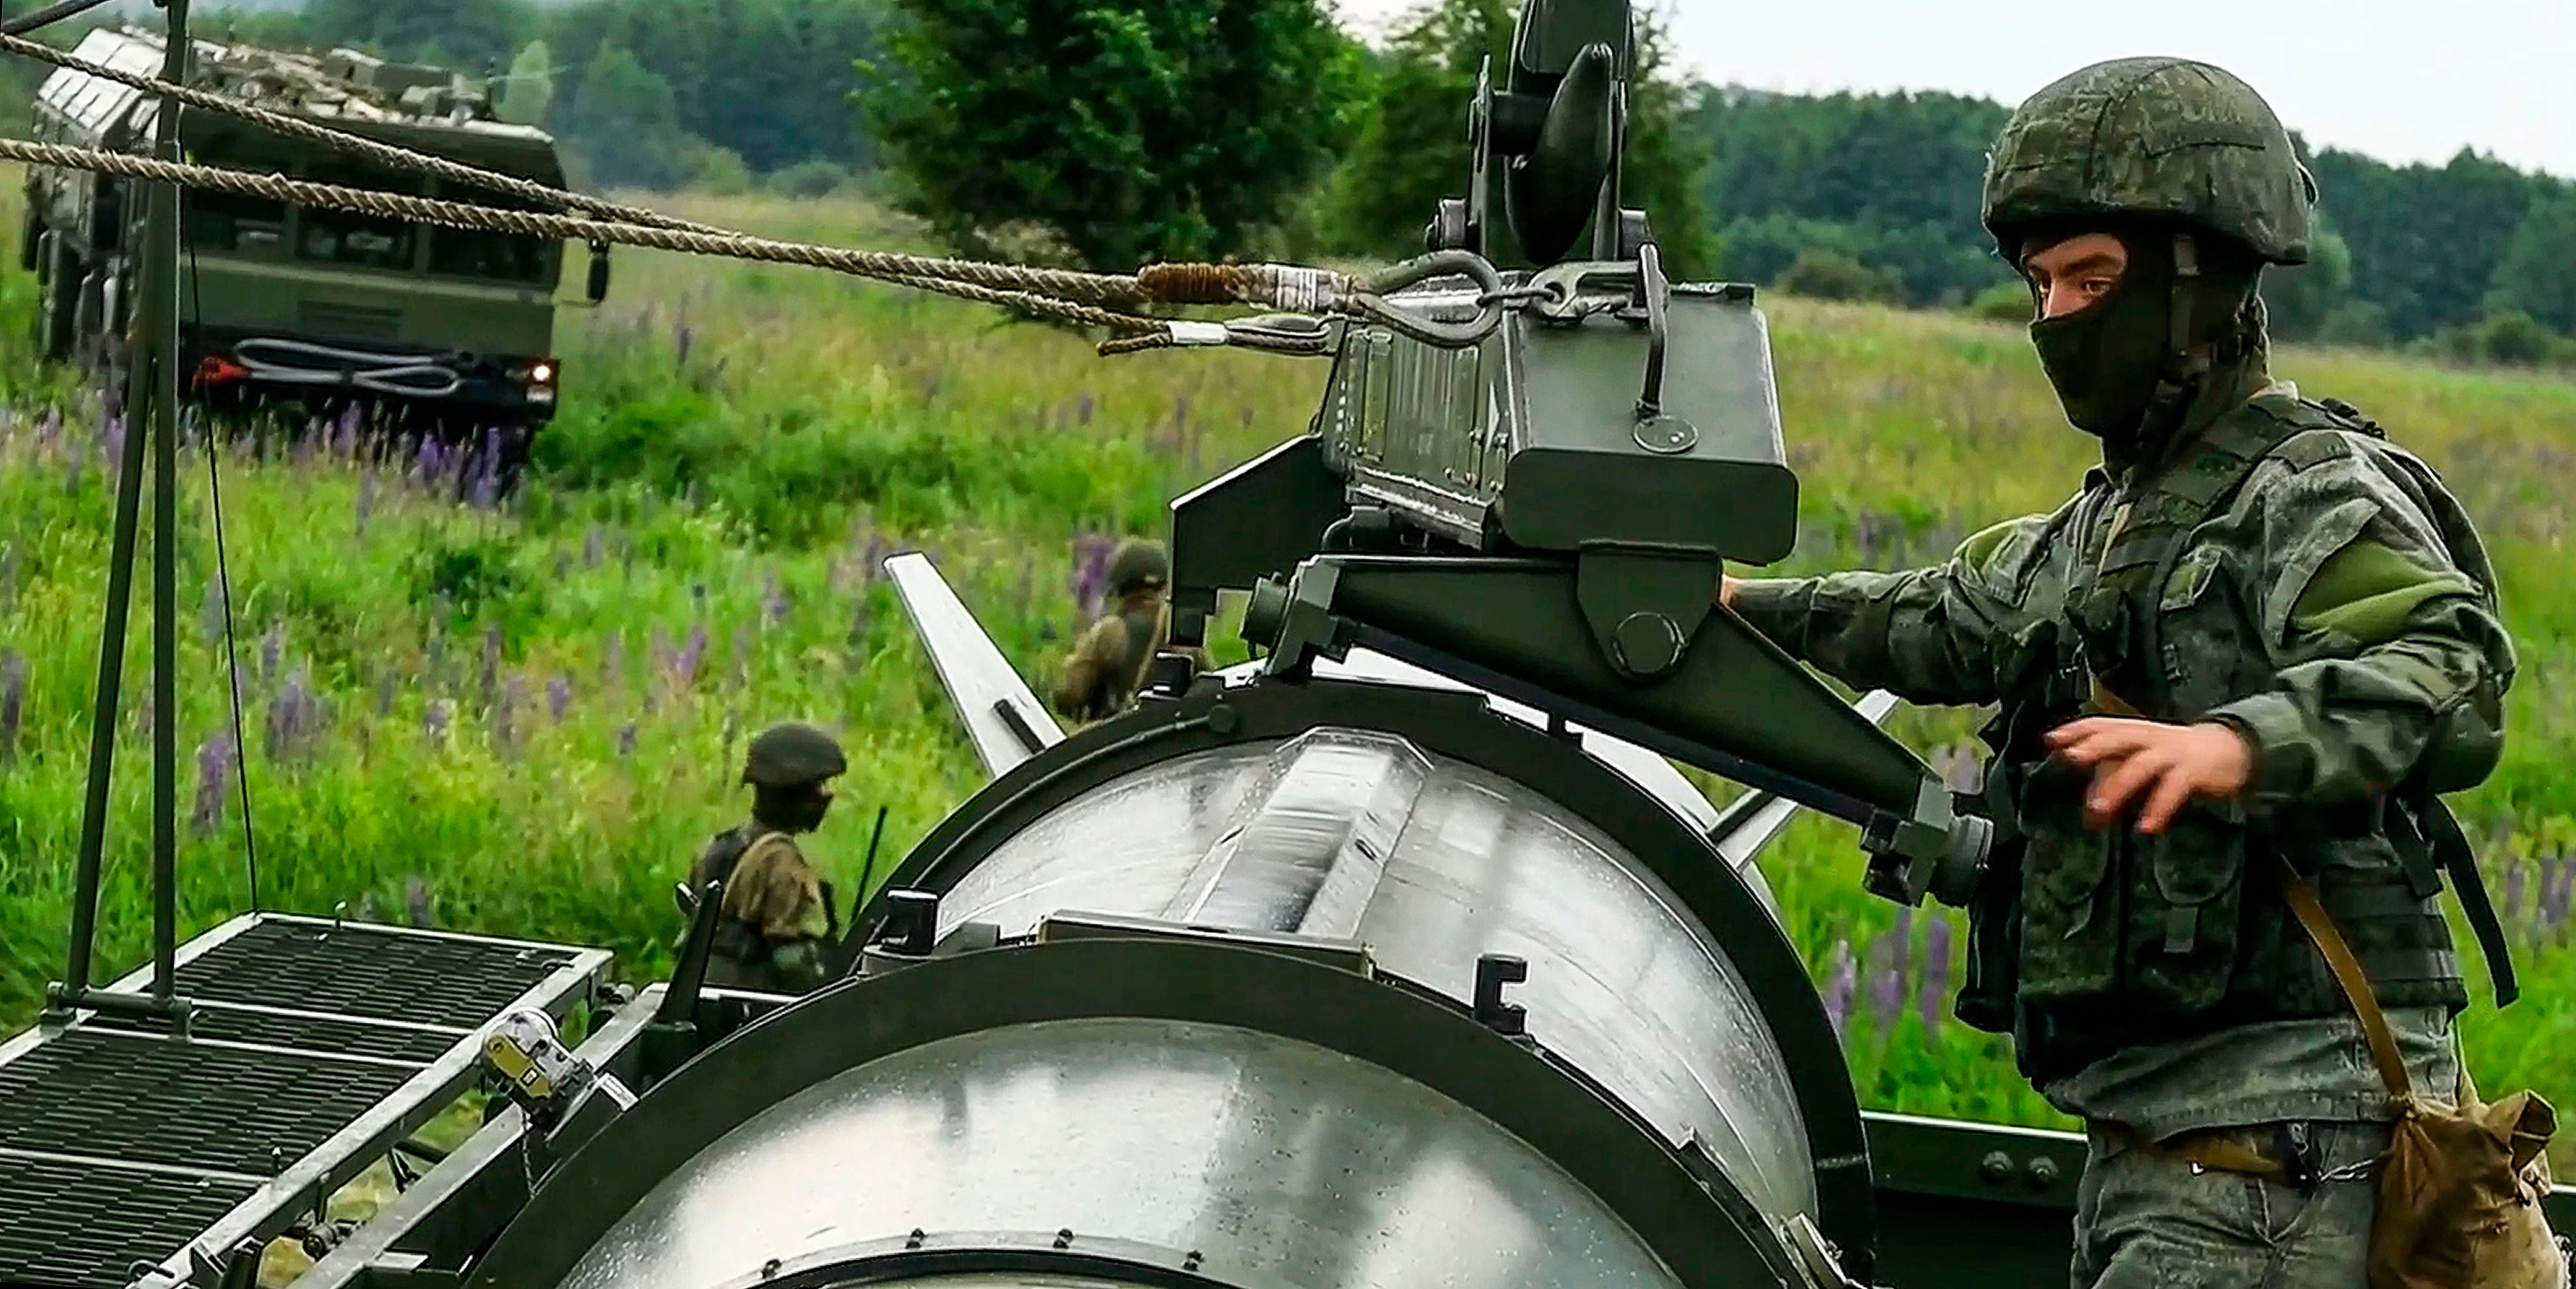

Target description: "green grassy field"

left=2, top=185, right=2572, bottom=1159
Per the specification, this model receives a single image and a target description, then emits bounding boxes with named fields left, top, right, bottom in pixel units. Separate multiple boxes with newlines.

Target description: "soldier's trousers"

left=2071, top=1120, right=2387, bottom=1289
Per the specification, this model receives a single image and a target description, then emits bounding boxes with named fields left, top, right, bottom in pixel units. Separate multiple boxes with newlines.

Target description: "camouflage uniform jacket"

left=1733, top=383, right=2513, bottom=1131
left=687, top=822, right=833, bottom=992
left=1051, top=593, right=1210, bottom=725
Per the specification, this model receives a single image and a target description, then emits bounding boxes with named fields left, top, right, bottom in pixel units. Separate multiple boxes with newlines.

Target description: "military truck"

left=18, top=25, right=603, bottom=459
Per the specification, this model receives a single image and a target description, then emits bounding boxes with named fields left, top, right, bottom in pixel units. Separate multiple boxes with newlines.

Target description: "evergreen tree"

left=860, top=0, right=1367, bottom=272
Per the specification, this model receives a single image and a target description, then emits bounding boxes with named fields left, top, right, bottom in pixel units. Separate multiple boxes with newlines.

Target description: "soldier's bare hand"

left=2043, top=717, right=2252, bottom=834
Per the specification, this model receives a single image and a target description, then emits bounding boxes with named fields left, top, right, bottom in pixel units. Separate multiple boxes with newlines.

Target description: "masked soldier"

left=684, top=721, right=847, bottom=994
left=1051, top=538, right=1209, bottom=724
left=1721, top=58, right=2517, bottom=1287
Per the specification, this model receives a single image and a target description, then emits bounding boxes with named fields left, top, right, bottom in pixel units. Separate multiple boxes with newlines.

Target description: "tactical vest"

left=1956, top=392, right=2493, bottom=1085
left=691, top=824, right=789, bottom=965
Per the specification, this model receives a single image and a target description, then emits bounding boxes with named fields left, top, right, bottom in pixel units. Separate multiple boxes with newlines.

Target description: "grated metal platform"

left=0, top=913, right=609, bottom=1289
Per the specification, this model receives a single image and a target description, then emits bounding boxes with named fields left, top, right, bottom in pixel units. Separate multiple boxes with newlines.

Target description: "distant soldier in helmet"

left=684, top=721, right=847, bottom=994
left=1722, top=59, right=2518, bottom=1286
left=1050, top=538, right=1209, bottom=725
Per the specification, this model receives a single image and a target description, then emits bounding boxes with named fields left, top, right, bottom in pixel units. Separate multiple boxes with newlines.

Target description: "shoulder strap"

left=2274, top=852, right=2414, bottom=1105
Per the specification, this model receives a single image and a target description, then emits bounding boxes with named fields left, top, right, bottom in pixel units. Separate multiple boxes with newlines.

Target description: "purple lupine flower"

left=260, top=623, right=283, bottom=682
left=479, top=626, right=504, bottom=708
left=678, top=623, right=707, bottom=687
left=0, top=650, right=25, bottom=764
left=584, top=527, right=603, bottom=568
left=674, top=309, right=694, bottom=366
left=266, top=664, right=313, bottom=759
left=1918, top=916, right=1954, bottom=1036
left=1889, top=906, right=1914, bottom=996
left=335, top=403, right=360, bottom=459
left=849, top=595, right=871, bottom=649
left=414, top=435, right=440, bottom=480
left=1822, top=938, right=1858, bottom=1041
left=603, top=631, right=626, bottom=692
left=2504, top=860, right=2527, bottom=922
left=192, top=732, right=234, bottom=833
left=405, top=876, right=432, bottom=928
left=376, top=668, right=398, bottom=718
left=1075, top=392, right=1094, bottom=425
left=2544, top=856, right=2573, bottom=931
left=1071, top=535, right=1114, bottom=620
left=1, top=545, right=16, bottom=611
left=355, top=470, right=375, bottom=537
left=764, top=572, right=789, bottom=625
left=102, top=413, right=124, bottom=473
left=547, top=675, right=570, bottom=721
left=2537, top=856, right=2562, bottom=927
left=496, top=676, right=525, bottom=753
left=616, top=721, right=637, bottom=757
left=36, top=406, right=60, bottom=446
left=1864, top=934, right=1903, bottom=1030
left=425, top=698, right=452, bottom=743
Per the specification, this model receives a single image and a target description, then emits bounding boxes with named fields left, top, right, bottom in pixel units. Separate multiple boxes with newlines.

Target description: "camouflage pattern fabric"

left=2070, top=1119, right=2390, bottom=1288
left=1731, top=383, right=2511, bottom=1089
left=1982, top=57, right=2317, bottom=267
left=1050, top=592, right=1210, bottom=725
left=687, top=824, right=832, bottom=994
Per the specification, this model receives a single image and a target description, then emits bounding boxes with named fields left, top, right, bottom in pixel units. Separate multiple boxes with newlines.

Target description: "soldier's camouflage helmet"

left=1108, top=538, right=1170, bottom=596
left=1982, top=57, right=2317, bottom=267
left=742, top=721, right=847, bottom=787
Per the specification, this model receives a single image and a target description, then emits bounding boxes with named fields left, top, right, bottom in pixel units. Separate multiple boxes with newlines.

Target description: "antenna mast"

left=46, top=0, right=195, bottom=1028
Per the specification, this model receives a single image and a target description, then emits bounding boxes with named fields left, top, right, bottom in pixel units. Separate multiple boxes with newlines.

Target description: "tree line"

left=37, top=0, right=2576, bottom=365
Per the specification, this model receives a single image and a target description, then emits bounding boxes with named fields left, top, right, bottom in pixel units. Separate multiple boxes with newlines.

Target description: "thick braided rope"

left=0, top=29, right=734, bottom=237
left=0, top=136, right=1163, bottom=313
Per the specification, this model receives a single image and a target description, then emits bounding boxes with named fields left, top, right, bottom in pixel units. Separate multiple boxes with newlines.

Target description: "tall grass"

left=2, top=185, right=2570, bottom=1161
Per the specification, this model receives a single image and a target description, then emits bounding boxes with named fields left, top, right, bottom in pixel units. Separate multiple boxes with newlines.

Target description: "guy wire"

left=184, top=215, right=261, bottom=910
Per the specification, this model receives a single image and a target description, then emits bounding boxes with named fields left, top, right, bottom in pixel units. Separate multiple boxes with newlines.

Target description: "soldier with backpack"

left=683, top=721, right=845, bottom=994
left=1051, top=538, right=1209, bottom=725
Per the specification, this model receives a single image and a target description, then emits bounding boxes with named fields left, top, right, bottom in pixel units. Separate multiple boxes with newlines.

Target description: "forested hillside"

left=12, top=0, right=2575, bottom=366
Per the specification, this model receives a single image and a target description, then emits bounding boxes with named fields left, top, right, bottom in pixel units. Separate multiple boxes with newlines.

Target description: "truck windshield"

left=294, top=160, right=420, bottom=272
left=429, top=229, right=551, bottom=284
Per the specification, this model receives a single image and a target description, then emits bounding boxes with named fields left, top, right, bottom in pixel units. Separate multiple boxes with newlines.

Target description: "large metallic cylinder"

left=472, top=671, right=1874, bottom=1289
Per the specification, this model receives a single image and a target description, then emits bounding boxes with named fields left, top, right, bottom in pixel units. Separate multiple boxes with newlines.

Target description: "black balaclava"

left=2021, top=223, right=2270, bottom=476
left=753, top=783, right=833, bottom=834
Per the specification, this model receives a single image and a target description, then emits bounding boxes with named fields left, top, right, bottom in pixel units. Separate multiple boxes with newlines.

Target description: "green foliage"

left=768, top=161, right=863, bottom=200
left=558, top=42, right=689, bottom=190
left=1310, top=0, right=1713, bottom=279
left=493, top=38, right=554, bottom=127
left=1693, top=87, right=2017, bottom=306
left=542, top=0, right=891, bottom=173
left=860, top=0, right=1367, bottom=272
left=2488, top=196, right=2576, bottom=336
left=1967, top=281, right=2031, bottom=324
left=300, top=0, right=531, bottom=73
left=2309, top=145, right=2556, bottom=341
left=2259, top=222, right=2354, bottom=341
left=1775, top=247, right=1902, bottom=304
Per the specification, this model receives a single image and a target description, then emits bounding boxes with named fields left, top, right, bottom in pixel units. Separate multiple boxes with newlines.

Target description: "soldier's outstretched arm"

left=1725, top=510, right=2055, bottom=708
left=2201, top=450, right=2516, bottom=815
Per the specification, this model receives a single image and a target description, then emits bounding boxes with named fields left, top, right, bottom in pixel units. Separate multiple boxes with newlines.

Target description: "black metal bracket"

left=1472, top=953, right=1528, bottom=1036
